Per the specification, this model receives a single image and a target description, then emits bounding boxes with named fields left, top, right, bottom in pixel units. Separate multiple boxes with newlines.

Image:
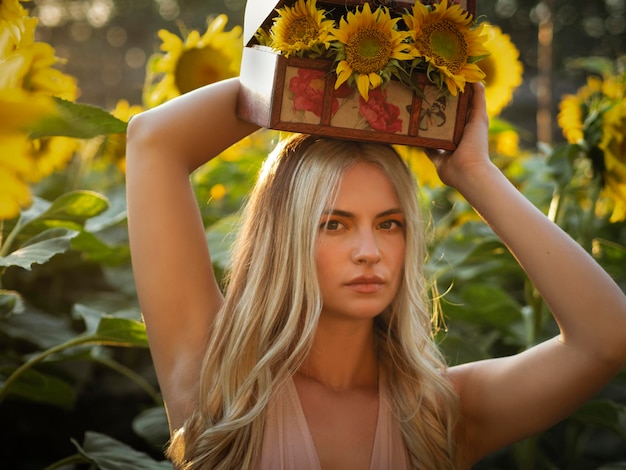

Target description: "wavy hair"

left=167, top=134, right=460, bottom=469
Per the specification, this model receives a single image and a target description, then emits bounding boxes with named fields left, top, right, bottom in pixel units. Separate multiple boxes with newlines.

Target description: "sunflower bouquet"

left=237, top=0, right=489, bottom=149
left=259, top=0, right=487, bottom=100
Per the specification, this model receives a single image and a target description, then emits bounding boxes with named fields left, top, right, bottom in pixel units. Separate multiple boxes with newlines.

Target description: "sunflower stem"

left=578, top=175, right=602, bottom=252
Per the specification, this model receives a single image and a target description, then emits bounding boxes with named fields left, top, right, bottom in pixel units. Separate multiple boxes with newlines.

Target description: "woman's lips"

left=345, top=276, right=384, bottom=293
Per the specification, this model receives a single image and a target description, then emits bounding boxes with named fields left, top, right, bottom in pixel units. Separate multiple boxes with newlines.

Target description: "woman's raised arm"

left=435, top=84, right=626, bottom=466
left=125, top=78, right=259, bottom=431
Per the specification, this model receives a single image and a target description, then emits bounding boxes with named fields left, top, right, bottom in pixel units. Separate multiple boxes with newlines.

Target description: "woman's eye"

left=379, top=220, right=403, bottom=230
left=321, top=220, right=342, bottom=230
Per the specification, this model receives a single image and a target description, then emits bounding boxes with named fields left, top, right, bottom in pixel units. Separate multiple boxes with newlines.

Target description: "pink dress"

left=260, top=375, right=410, bottom=469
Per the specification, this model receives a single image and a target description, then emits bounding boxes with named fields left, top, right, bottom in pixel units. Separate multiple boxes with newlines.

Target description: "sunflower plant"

left=0, top=0, right=126, bottom=221
left=556, top=56, right=626, bottom=224
left=143, top=14, right=243, bottom=108
left=259, top=0, right=489, bottom=101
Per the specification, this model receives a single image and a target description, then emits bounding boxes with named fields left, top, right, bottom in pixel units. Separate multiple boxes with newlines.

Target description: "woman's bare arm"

left=438, top=84, right=626, bottom=465
left=125, top=78, right=259, bottom=431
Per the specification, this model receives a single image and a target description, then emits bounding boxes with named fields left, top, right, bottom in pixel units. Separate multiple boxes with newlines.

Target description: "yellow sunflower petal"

left=478, top=23, right=523, bottom=117
left=0, top=171, right=32, bottom=220
left=357, top=73, right=372, bottom=101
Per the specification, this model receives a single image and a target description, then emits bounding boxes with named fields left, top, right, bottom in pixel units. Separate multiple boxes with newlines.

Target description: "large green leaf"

left=133, top=407, right=170, bottom=450
left=94, top=316, right=149, bottom=347
left=0, top=367, right=76, bottom=409
left=3, top=191, right=110, bottom=255
left=73, top=304, right=148, bottom=347
left=20, top=190, right=109, bottom=238
left=29, top=98, right=127, bottom=139
left=443, top=283, right=524, bottom=331
left=572, top=399, right=626, bottom=440
left=71, top=431, right=172, bottom=469
left=0, top=228, right=79, bottom=270
left=1, top=307, right=75, bottom=349
left=71, top=231, right=130, bottom=266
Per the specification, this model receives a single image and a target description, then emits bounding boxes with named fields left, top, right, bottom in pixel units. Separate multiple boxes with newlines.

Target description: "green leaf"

left=0, top=366, right=76, bottom=409
left=94, top=316, right=149, bottom=347
left=0, top=290, right=25, bottom=318
left=4, top=191, right=110, bottom=254
left=71, top=231, right=130, bottom=266
left=572, top=399, right=626, bottom=440
left=84, top=186, right=128, bottom=232
left=592, top=238, right=626, bottom=280
left=1, top=307, right=75, bottom=349
left=565, top=56, right=615, bottom=77
left=71, top=431, right=173, bottom=469
left=133, top=407, right=170, bottom=450
left=72, top=304, right=148, bottom=347
left=206, top=213, right=241, bottom=270
left=29, top=98, right=128, bottom=139
left=0, top=228, right=79, bottom=270
left=443, top=284, right=524, bottom=331
left=21, top=190, right=109, bottom=236
left=547, top=143, right=580, bottom=186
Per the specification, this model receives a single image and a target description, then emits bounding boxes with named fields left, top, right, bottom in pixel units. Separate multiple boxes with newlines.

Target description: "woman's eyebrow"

left=322, top=208, right=403, bottom=218
left=378, top=208, right=404, bottom=218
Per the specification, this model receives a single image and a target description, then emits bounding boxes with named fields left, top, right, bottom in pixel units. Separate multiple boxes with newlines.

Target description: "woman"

left=125, top=78, right=626, bottom=469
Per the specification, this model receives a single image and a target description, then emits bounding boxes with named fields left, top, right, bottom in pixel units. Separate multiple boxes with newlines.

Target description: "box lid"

left=242, top=0, right=476, bottom=47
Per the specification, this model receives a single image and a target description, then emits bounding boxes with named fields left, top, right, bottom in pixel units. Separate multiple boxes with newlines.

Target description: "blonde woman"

left=125, top=78, right=626, bottom=469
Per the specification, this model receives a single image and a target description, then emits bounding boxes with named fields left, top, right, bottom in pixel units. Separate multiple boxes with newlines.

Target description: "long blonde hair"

left=167, top=134, right=460, bottom=469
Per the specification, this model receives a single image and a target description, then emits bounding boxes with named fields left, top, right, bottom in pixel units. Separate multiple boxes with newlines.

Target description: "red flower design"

left=288, top=68, right=327, bottom=117
left=358, top=88, right=403, bottom=133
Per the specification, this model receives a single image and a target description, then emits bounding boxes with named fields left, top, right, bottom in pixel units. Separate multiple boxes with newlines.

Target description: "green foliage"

left=30, top=98, right=128, bottom=140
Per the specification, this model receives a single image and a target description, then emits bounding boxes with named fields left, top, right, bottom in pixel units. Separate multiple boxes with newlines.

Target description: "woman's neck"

left=298, top=317, right=378, bottom=391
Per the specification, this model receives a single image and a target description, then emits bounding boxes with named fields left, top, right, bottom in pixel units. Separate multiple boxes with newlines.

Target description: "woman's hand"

left=425, top=82, right=492, bottom=190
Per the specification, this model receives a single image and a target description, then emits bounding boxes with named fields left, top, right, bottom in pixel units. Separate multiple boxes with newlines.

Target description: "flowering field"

left=1, top=0, right=625, bottom=468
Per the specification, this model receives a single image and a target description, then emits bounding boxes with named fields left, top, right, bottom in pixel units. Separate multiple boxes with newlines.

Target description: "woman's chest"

left=294, top=377, right=380, bottom=470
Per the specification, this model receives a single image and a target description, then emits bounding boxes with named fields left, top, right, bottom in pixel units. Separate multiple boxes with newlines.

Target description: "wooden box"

left=237, top=0, right=477, bottom=150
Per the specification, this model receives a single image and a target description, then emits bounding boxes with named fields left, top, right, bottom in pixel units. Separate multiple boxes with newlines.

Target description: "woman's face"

left=315, top=162, right=406, bottom=322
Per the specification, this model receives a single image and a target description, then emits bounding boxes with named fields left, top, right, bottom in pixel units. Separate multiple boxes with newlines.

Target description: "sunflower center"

left=346, top=27, right=392, bottom=74
left=419, top=21, right=467, bottom=72
left=175, top=47, right=231, bottom=94
left=285, top=16, right=320, bottom=45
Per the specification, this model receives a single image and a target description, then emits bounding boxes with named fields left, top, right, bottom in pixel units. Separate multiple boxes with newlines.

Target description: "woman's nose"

left=352, top=230, right=381, bottom=264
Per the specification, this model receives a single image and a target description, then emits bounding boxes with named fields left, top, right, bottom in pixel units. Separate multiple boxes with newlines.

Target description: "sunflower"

left=598, top=82, right=626, bottom=222
left=0, top=135, right=35, bottom=220
left=403, top=0, right=489, bottom=96
left=556, top=63, right=626, bottom=222
left=478, top=23, right=523, bottom=117
left=0, top=0, right=26, bottom=22
left=0, top=88, right=55, bottom=135
left=0, top=0, right=36, bottom=55
left=144, top=15, right=242, bottom=108
left=268, top=0, right=335, bottom=58
left=557, top=77, right=605, bottom=146
left=0, top=0, right=80, bottom=220
left=98, top=99, right=144, bottom=173
left=330, top=3, right=413, bottom=101
left=395, top=145, right=443, bottom=188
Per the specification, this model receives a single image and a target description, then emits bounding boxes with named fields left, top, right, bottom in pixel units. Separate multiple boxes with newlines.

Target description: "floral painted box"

left=237, top=0, right=483, bottom=150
